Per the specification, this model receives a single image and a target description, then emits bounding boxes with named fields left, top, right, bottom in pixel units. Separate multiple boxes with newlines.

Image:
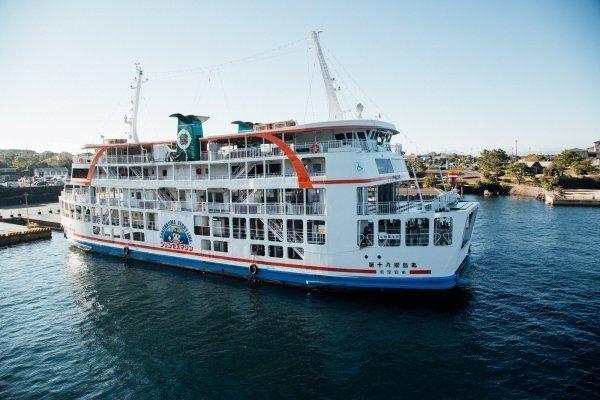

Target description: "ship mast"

left=125, top=63, right=145, bottom=143
left=311, top=31, right=344, bottom=121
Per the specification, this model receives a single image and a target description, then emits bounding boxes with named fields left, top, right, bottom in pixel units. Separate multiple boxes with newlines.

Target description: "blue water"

left=0, top=195, right=598, bottom=399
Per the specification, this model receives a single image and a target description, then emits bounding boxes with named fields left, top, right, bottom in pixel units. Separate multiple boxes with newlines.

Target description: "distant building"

left=587, top=141, right=600, bottom=166
left=569, top=140, right=600, bottom=166
left=33, top=167, right=69, bottom=179
left=0, top=167, right=19, bottom=182
left=522, top=161, right=553, bottom=175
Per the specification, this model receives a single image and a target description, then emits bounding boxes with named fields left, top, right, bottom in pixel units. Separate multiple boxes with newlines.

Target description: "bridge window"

left=378, top=219, right=401, bottom=246
left=434, top=217, right=453, bottom=246
left=406, top=218, right=429, bottom=246
left=375, top=159, right=394, bottom=174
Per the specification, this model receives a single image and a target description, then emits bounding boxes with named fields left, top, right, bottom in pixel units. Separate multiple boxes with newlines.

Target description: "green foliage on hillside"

left=0, top=149, right=73, bottom=174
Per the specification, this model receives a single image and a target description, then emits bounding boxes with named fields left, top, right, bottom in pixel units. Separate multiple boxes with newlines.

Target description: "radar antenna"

left=311, top=31, right=344, bottom=121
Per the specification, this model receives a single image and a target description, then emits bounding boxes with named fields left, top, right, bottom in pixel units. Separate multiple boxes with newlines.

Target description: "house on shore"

left=33, top=167, right=69, bottom=179
left=569, top=140, right=600, bottom=166
left=523, top=161, right=553, bottom=175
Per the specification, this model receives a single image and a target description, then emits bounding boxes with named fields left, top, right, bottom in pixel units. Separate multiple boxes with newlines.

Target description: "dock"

left=545, top=189, right=600, bottom=206
left=0, top=222, right=52, bottom=246
left=0, top=202, right=62, bottom=230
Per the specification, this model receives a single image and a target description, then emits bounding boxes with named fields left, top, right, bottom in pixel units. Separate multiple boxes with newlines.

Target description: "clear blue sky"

left=1, top=0, right=599, bottom=155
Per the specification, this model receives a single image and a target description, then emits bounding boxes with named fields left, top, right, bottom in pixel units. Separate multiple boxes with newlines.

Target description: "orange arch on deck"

left=82, top=146, right=108, bottom=186
left=251, top=132, right=313, bottom=189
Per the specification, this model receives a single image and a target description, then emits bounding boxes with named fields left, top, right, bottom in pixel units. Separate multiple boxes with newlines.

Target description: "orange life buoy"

left=310, top=143, right=319, bottom=154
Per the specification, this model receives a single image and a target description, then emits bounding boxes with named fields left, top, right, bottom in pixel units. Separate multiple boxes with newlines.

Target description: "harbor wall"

left=0, top=186, right=62, bottom=207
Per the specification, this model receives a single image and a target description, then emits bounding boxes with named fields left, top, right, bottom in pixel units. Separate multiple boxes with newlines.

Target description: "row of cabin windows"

left=358, top=217, right=453, bottom=248
left=194, top=216, right=325, bottom=245
left=199, top=240, right=304, bottom=260
left=92, top=225, right=145, bottom=242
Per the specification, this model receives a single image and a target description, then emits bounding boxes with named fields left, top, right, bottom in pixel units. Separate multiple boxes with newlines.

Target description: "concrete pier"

left=0, top=202, right=61, bottom=230
left=0, top=222, right=52, bottom=246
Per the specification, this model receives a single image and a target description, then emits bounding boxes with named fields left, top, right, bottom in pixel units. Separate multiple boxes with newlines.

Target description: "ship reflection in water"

left=0, top=195, right=597, bottom=399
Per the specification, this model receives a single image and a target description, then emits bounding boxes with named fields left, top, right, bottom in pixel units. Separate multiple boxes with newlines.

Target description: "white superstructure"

left=59, top=34, right=478, bottom=291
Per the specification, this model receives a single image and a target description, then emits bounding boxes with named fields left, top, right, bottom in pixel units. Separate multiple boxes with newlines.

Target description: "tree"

left=508, top=162, right=532, bottom=184
left=478, top=149, right=510, bottom=181
left=571, top=159, right=597, bottom=176
left=553, top=150, right=582, bottom=177
left=405, top=158, right=427, bottom=178
left=422, top=174, right=438, bottom=188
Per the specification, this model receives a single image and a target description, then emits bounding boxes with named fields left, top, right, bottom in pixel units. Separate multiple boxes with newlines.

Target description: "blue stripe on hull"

left=72, top=239, right=459, bottom=291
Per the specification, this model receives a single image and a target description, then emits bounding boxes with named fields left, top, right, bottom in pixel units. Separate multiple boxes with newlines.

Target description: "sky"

left=0, top=0, right=599, bottom=155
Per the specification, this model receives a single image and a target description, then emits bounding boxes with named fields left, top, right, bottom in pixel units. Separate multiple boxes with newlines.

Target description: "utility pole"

left=515, top=139, right=518, bottom=158
left=24, top=192, right=29, bottom=226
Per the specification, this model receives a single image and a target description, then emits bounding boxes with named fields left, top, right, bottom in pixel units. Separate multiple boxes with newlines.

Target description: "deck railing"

left=357, top=190, right=459, bottom=215
left=94, top=138, right=397, bottom=166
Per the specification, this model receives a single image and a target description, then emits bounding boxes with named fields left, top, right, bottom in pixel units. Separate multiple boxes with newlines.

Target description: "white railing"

left=357, top=190, right=459, bottom=215
left=95, top=138, right=394, bottom=167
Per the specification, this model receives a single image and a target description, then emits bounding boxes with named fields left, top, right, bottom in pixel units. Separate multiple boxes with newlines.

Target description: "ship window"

left=162, top=169, right=167, bottom=177
left=434, top=217, right=453, bottom=246
left=267, top=219, right=283, bottom=242
left=194, top=215, right=210, bottom=236
left=250, top=218, right=264, bottom=240
left=233, top=217, right=247, bottom=239
left=335, top=133, right=345, bottom=141
left=358, top=220, right=374, bottom=248
left=307, top=220, right=326, bottom=245
left=201, top=239, right=211, bottom=251
left=213, top=241, right=228, bottom=252
left=356, top=131, right=366, bottom=140
left=375, top=159, right=394, bottom=174
left=378, top=219, right=401, bottom=246
left=133, top=232, right=145, bottom=241
left=406, top=218, right=429, bottom=246
left=251, top=244, right=265, bottom=256
left=212, top=217, right=230, bottom=238
left=287, top=247, right=304, bottom=260
left=286, top=220, right=303, bottom=243
left=269, top=245, right=283, bottom=258
left=93, top=226, right=100, bottom=235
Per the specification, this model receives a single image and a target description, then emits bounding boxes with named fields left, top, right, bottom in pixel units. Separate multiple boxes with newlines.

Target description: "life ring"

left=310, top=143, right=320, bottom=154
left=249, top=264, right=259, bottom=276
left=78, top=157, right=84, bottom=163
left=123, top=247, right=130, bottom=256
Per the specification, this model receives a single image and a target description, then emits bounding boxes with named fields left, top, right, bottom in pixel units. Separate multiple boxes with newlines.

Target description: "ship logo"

left=160, top=220, right=193, bottom=251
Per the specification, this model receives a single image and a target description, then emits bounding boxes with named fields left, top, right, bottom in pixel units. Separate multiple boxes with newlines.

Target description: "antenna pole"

left=311, top=31, right=343, bottom=120
left=126, top=64, right=144, bottom=143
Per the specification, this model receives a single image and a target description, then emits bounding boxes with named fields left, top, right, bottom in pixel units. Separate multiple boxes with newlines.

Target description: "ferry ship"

left=60, top=32, right=478, bottom=291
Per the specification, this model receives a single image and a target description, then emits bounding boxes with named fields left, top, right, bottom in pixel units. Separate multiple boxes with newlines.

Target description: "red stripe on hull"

left=70, top=231, right=376, bottom=275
